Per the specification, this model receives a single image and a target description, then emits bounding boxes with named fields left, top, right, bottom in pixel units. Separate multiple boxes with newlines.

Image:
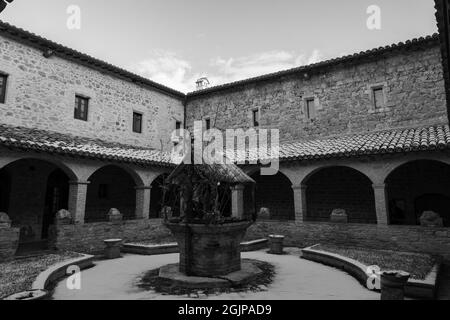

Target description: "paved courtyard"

left=52, top=248, right=379, bottom=300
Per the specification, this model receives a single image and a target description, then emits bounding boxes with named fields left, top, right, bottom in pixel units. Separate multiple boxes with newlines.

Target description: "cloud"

left=129, top=50, right=196, bottom=93
left=210, top=50, right=325, bottom=86
left=129, top=49, right=325, bottom=93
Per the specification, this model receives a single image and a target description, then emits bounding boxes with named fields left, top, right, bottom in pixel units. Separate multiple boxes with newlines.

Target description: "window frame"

left=74, top=95, right=90, bottom=121
left=0, top=73, right=8, bottom=104
left=132, top=111, right=143, bottom=134
left=372, top=86, right=386, bottom=110
left=305, top=98, right=316, bottom=120
left=368, top=82, right=391, bottom=113
left=176, top=121, right=182, bottom=131
left=252, top=109, right=260, bottom=127
left=204, top=118, right=211, bottom=131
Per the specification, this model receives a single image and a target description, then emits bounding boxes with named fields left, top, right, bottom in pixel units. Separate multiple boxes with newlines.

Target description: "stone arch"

left=85, top=165, right=138, bottom=222
left=0, top=158, right=75, bottom=248
left=385, top=159, right=450, bottom=227
left=303, top=166, right=377, bottom=224
left=0, top=156, right=77, bottom=181
left=247, top=168, right=295, bottom=221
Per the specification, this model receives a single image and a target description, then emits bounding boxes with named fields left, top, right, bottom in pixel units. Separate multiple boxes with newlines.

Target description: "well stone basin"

left=165, top=221, right=253, bottom=277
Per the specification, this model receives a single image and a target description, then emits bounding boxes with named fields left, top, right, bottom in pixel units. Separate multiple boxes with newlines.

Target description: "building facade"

left=0, top=20, right=450, bottom=261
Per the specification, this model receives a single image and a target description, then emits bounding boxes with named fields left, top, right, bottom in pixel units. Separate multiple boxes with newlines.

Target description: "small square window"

left=133, top=112, right=143, bottom=133
left=373, top=87, right=385, bottom=110
left=0, top=74, right=7, bottom=104
left=205, top=118, right=211, bottom=130
left=305, top=98, right=316, bottom=120
left=252, top=109, right=260, bottom=127
left=176, top=121, right=182, bottom=131
left=98, top=184, right=108, bottom=199
left=74, top=95, right=89, bottom=121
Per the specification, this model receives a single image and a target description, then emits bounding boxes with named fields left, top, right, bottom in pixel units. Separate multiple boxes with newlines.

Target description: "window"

left=98, top=184, right=108, bottom=199
left=372, top=87, right=385, bottom=110
left=305, top=98, right=316, bottom=120
left=74, top=95, right=89, bottom=121
left=176, top=121, right=182, bottom=131
left=133, top=112, right=143, bottom=133
left=252, top=109, right=260, bottom=127
left=0, top=74, right=7, bottom=104
left=205, top=118, right=211, bottom=130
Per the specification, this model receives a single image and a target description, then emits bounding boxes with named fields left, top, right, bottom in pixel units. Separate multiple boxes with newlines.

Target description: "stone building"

left=0, top=19, right=450, bottom=261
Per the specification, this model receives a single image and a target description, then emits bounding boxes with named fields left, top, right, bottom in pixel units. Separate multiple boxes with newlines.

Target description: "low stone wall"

left=55, top=219, right=174, bottom=254
left=245, top=221, right=450, bottom=262
left=0, top=227, right=19, bottom=261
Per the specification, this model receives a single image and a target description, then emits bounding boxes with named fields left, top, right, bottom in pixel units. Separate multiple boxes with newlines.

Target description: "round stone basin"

left=164, top=221, right=253, bottom=277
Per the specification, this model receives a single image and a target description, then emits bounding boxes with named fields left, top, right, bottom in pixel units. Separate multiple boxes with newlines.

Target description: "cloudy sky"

left=0, top=0, right=438, bottom=92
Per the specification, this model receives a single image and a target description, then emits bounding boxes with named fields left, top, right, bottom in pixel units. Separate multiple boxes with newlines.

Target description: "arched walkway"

left=386, top=160, right=450, bottom=227
left=304, top=166, right=376, bottom=224
left=0, top=159, right=72, bottom=249
left=248, top=170, right=295, bottom=221
left=85, top=165, right=137, bottom=222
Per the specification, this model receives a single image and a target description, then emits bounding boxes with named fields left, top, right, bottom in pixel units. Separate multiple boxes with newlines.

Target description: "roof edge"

left=0, top=20, right=186, bottom=100
left=186, top=34, right=440, bottom=98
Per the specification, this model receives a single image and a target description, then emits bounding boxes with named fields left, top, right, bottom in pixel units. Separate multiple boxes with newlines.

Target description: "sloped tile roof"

left=0, top=124, right=449, bottom=167
left=0, top=124, right=174, bottom=167
left=228, top=125, right=450, bottom=163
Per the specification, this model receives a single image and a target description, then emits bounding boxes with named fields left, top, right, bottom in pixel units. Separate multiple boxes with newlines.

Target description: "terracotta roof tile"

left=227, top=125, right=450, bottom=163
left=1, top=124, right=449, bottom=167
left=0, top=124, right=174, bottom=167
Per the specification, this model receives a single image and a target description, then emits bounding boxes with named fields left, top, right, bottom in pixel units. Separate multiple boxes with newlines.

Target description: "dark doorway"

left=250, top=170, right=295, bottom=221
left=415, top=194, right=450, bottom=227
left=0, top=170, right=11, bottom=213
left=42, top=169, right=69, bottom=239
left=386, top=160, right=450, bottom=226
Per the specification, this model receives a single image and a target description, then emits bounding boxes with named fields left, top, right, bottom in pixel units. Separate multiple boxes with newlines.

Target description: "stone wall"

left=0, top=35, right=184, bottom=152
left=0, top=226, right=19, bottom=261
left=54, top=219, right=174, bottom=253
left=245, top=221, right=450, bottom=262
left=186, top=42, right=447, bottom=143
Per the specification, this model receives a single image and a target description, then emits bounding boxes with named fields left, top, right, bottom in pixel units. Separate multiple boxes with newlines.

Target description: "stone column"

left=231, top=184, right=245, bottom=219
left=68, top=180, right=90, bottom=224
left=373, top=183, right=389, bottom=225
left=135, top=186, right=152, bottom=220
left=292, top=184, right=307, bottom=222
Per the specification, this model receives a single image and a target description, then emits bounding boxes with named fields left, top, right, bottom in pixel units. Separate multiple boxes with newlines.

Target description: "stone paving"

left=52, top=248, right=379, bottom=300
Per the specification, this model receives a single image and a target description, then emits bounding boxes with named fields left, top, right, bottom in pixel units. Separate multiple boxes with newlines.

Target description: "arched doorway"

left=0, top=159, right=72, bottom=251
left=386, top=160, right=450, bottom=226
left=85, top=165, right=137, bottom=222
left=42, top=169, right=69, bottom=239
left=248, top=170, right=295, bottom=221
left=304, top=166, right=376, bottom=223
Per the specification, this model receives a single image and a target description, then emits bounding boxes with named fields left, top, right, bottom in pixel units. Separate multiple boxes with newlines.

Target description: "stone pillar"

left=292, top=184, right=307, bottom=222
left=231, top=184, right=245, bottom=219
left=68, top=180, right=90, bottom=225
left=135, top=186, right=152, bottom=219
left=373, top=183, right=389, bottom=225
